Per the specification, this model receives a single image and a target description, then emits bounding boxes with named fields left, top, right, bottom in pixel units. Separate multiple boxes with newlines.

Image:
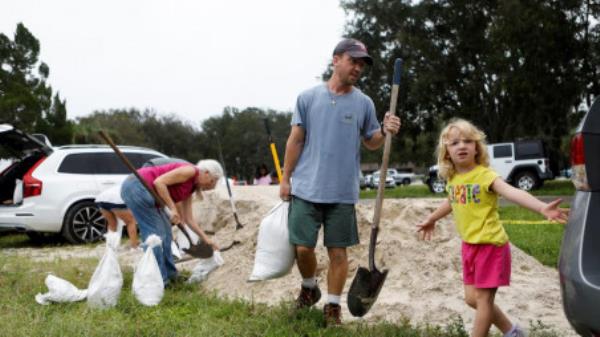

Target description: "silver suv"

left=559, top=97, right=600, bottom=336
left=0, top=124, right=167, bottom=243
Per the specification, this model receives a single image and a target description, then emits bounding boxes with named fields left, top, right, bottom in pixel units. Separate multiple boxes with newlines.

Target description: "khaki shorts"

left=288, top=196, right=359, bottom=248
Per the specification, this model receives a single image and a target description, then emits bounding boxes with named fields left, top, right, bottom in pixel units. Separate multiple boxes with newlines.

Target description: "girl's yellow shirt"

left=447, top=165, right=509, bottom=245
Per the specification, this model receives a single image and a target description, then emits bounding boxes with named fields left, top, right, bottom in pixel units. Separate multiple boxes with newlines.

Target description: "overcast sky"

left=1, top=0, right=347, bottom=126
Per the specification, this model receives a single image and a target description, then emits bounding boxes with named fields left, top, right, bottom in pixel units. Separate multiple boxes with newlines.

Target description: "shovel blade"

left=183, top=241, right=214, bottom=258
left=347, top=266, right=388, bottom=317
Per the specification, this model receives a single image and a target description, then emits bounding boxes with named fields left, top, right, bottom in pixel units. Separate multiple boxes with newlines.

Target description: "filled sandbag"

left=248, top=201, right=294, bottom=281
left=187, top=251, right=224, bottom=284
left=132, top=235, right=164, bottom=306
left=87, top=231, right=123, bottom=308
left=174, top=223, right=199, bottom=251
left=171, top=240, right=182, bottom=260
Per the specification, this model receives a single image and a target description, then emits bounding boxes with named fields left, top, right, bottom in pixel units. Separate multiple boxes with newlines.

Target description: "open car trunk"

left=0, top=124, right=52, bottom=205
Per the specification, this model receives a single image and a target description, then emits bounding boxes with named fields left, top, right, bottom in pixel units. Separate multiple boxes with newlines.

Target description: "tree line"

left=341, top=0, right=599, bottom=172
left=2, top=1, right=599, bottom=177
left=76, top=107, right=292, bottom=181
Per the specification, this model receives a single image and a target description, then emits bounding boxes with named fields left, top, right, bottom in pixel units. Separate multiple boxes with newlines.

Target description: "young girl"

left=417, top=119, right=568, bottom=337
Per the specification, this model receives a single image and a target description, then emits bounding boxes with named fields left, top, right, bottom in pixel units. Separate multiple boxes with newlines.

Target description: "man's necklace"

left=327, top=85, right=337, bottom=105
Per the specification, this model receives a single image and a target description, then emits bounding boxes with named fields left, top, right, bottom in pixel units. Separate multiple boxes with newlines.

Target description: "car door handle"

left=100, top=182, right=116, bottom=185
left=504, top=160, right=512, bottom=163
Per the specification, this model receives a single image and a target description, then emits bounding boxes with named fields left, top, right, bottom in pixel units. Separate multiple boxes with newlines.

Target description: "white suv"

left=387, top=168, right=416, bottom=185
left=0, top=124, right=167, bottom=243
left=426, top=140, right=554, bottom=193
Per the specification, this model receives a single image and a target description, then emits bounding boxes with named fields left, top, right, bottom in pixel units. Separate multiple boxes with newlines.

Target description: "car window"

left=58, top=152, right=161, bottom=174
left=57, top=153, right=99, bottom=174
left=94, top=153, right=134, bottom=174
left=515, top=141, right=543, bottom=160
left=127, top=153, right=163, bottom=168
left=493, top=145, right=512, bottom=158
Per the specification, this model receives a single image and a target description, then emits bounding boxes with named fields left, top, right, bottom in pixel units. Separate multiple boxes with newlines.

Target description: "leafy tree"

left=139, top=111, right=206, bottom=163
left=0, top=23, right=51, bottom=131
left=74, top=109, right=147, bottom=145
left=76, top=106, right=291, bottom=180
left=579, top=0, right=600, bottom=108
left=36, top=93, right=74, bottom=145
left=201, top=107, right=291, bottom=181
left=0, top=23, right=73, bottom=143
left=340, top=0, right=594, bottom=171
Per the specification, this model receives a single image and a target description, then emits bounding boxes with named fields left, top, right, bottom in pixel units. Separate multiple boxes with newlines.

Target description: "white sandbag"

left=165, top=207, right=199, bottom=252
left=13, top=179, right=23, bottom=204
left=35, top=274, right=87, bottom=305
left=87, top=231, right=123, bottom=308
left=187, top=251, right=224, bottom=284
left=248, top=201, right=294, bottom=282
left=132, top=235, right=164, bottom=306
left=174, top=223, right=199, bottom=251
left=171, top=240, right=182, bottom=260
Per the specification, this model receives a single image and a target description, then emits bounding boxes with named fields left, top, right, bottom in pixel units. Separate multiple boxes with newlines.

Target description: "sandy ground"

left=4, top=184, right=575, bottom=335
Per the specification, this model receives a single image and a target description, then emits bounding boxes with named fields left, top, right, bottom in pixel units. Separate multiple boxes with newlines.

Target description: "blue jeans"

left=121, top=176, right=177, bottom=286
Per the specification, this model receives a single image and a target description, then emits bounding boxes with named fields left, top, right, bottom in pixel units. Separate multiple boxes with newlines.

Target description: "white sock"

left=503, top=324, right=517, bottom=337
left=301, top=277, right=317, bottom=289
left=327, top=294, right=341, bottom=305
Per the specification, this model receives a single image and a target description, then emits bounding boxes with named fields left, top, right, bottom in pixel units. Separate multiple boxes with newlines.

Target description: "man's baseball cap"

left=333, top=38, right=373, bottom=65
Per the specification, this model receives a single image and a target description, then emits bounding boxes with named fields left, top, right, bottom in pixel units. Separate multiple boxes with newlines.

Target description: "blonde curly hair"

left=436, top=118, right=490, bottom=180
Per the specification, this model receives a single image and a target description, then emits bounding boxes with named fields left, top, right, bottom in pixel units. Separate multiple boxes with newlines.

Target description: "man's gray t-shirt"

left=290, top=84, right=380, bottom=204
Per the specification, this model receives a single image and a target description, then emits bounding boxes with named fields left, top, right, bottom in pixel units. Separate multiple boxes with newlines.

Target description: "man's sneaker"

left=295, top=286, right=321, bottom=309
left=323, top=303, right=342, bottom=327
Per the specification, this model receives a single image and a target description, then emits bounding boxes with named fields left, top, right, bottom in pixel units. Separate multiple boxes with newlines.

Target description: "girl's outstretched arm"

left=416, top=199, right=452, bottom=240
left=491, top=178, right=569, bottom=224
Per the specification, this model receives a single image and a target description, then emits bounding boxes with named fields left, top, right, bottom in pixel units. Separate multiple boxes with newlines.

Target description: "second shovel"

left=347, top=58, right=402, bottom=317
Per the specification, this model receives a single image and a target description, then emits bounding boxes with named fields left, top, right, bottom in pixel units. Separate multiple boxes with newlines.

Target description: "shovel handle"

left=370, top=58, right=402, bottom=270
left=263, top=118, right=283, bottom=183
left=99, top=131, right=167, bottom=208
left=216, top=138, right=244, bottom=230
left=99, top=131, right=195, bottom=246
left=372, top=58, right=402, bottom=230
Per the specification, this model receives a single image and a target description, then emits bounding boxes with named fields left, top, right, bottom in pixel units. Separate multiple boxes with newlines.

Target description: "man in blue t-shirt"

left=279, top=38, right=401, bottom=326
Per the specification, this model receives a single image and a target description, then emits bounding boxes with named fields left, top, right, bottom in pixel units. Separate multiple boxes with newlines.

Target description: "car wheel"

left=429, top=178, right=446, bottom=194
left=402, top=178, right=411, bottom=185
left=514, top=171, right=539, bottom=191
left=61, top=201, right=107, bottom=244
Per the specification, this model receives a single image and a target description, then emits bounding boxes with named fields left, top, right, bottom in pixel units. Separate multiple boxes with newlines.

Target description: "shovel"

left=263, top=118, right=283, bottom=183
left=98, top=131, right=214, bottom=259
left=347, top=58, right=403, bottom=317
left=216, top=138, right=244, bottom=230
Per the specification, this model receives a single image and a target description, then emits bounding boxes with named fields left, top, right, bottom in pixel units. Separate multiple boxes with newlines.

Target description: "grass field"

left=529, top=179, right=575, bottom=196
left=359, top=179, right=575, bottom=199
left=499, top=205, right=567, bottom=267
left=0, top=228, right=563, bottom=337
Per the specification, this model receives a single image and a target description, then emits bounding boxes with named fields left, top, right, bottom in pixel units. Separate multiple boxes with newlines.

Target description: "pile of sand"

left=182, top=184, right=575, bottom=335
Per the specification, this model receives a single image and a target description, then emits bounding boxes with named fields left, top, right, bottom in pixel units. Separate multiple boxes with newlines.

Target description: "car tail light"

left=570, top=133, right=590, bottom=191
left=23, top=157, right=46, bottom=198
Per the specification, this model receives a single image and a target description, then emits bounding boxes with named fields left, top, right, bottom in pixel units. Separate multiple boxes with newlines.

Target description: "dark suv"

left=559, top=97, right=600, bottom=336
